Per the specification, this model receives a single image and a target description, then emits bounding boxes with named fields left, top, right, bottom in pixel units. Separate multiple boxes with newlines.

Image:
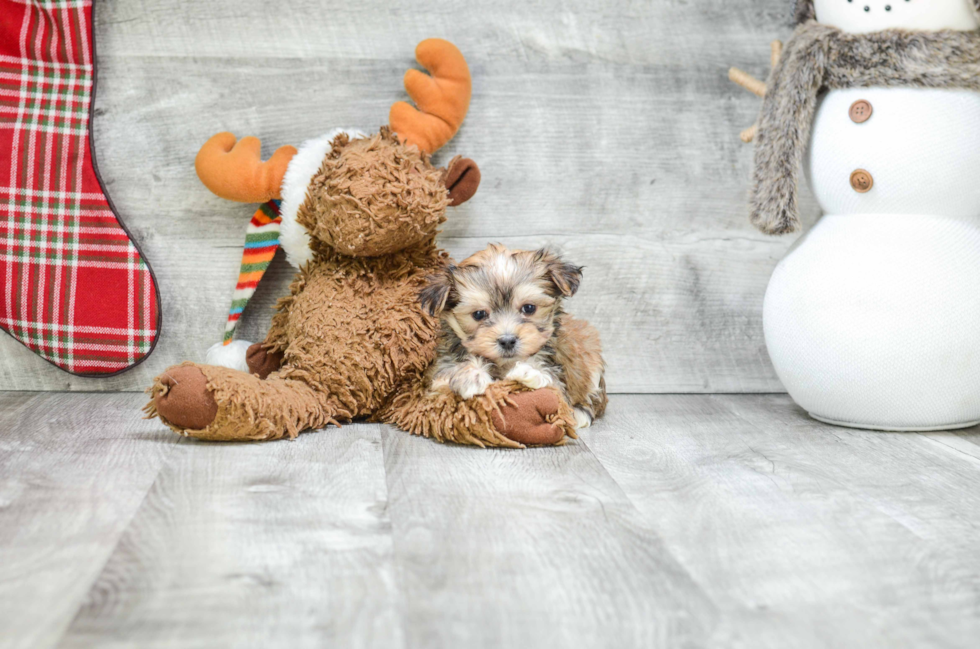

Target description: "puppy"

left=419, top=244, right=607, bottom=429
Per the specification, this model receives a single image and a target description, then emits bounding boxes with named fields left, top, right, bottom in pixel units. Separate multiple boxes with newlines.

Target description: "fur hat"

left=793, top=0, right=980, bottom=24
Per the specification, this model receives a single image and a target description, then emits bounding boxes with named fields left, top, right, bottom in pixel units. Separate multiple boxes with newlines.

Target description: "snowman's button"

left=849, top=100, right=873, bottom=124
left=850, top=169, right=874, bottom=193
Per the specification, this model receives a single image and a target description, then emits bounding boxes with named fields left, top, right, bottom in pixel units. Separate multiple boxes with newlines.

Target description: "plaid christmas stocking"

left=0, top=0, right=160, bottom=376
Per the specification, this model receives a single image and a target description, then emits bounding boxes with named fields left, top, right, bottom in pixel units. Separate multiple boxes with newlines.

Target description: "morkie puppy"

left=419, top=244, right=607, bottom=429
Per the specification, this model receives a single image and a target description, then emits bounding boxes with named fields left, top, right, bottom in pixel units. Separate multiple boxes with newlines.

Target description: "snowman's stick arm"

left=770, top=40, right=783, bottom=70
left=729, top=40, right=783, bottom=144
left=729, top=68, right=766, bottom=97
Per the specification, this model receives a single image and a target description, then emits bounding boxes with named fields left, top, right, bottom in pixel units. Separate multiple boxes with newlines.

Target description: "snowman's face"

left=813, top=0, right=979, bottom=33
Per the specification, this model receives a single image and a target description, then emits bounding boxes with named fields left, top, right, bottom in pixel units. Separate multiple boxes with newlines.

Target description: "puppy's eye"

left=472, top=310, right=488, bottom=321
left=521, top=304, right=537, bottom=316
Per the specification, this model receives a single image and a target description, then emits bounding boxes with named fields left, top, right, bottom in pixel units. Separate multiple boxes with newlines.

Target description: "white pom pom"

left=205, top=339, right=253, bottom=372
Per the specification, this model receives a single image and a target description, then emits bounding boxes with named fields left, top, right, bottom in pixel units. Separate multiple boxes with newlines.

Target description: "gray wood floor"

left=2, top=392, right=980, bottom=648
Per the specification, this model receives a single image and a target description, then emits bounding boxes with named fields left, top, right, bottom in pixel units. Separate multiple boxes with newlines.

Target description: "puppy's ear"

left=419, top=266, right=457, bottom=316
left=444, top=156, right=480, bottom=206
left=538, top=249, right=583, bottom=298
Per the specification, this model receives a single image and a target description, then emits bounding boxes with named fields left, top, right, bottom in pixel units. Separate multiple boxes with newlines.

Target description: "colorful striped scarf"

left=221, top=199, right=281, bottom=345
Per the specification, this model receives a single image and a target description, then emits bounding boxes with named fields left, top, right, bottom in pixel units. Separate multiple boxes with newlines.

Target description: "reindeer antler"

left=195, top=132, right=298, bottom=203
left=729, top=40, right=782, bottom=143
left=390, top=39, right=471, bottom=154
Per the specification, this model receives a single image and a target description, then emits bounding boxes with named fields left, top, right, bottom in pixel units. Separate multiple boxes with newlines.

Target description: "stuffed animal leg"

left=146, top=361, right=574, bottom=446
left=381, top=377, right=577, bottom=449
left=145, top=363, right=345, bottom=441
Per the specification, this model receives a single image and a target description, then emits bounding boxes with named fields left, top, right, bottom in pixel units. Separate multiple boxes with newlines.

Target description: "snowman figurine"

left=731, top=0, right=980, bottom=430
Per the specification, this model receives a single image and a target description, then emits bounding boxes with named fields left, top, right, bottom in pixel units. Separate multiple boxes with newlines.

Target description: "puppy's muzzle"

left=497, top=334, right=518, bottom=355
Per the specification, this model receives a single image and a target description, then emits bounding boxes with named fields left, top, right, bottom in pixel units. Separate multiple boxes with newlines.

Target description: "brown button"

left=850, top=169, right=873, bottom=193
left=849, top=99, right=873, bottom=123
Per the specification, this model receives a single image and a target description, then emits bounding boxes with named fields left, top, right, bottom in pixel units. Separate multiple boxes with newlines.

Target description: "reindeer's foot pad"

left=246, top=343, right=284, bottom=379
left=491, top=389, right=568, bottom=446
left=152, top=365, right=218, bottom=431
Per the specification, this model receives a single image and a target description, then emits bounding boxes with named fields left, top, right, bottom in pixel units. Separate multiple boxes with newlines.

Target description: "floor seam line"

left=377, top=424, right=412, bottom=649
left=51, top=431, right=185, bottom=648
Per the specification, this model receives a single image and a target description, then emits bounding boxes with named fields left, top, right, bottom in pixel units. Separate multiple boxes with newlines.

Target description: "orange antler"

left=390, top=39, right=471, bottom=154
left=195, top=132, right=298, bottom=203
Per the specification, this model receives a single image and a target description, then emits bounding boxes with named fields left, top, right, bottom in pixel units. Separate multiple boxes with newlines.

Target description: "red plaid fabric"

left=0, top=0, right=159, bottom=376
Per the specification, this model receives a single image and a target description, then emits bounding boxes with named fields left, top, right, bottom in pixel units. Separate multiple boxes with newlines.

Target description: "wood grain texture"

left=59, top=424, right=401, bottom=649
left=0, top=0, right=812, bottom=392
left=379, top=428, right=716, bottom=649
left=578, top=395, right=980, bottom=649
left=3, top=393, right=980, bottom=647
left=0, top=392, right=178, bottom=649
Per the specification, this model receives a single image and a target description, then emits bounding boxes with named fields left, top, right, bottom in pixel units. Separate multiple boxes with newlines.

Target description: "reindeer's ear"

left=538, top=250, right=583, bottom=298
left=444, top=156, right=481, bottom=206
left=419, top=266, right=457, bottom=316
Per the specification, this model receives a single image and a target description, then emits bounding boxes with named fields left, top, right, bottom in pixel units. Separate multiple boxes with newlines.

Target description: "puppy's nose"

left=497, top=335, right=518, bottom=352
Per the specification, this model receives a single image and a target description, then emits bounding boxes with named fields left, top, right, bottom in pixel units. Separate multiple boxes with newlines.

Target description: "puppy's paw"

left=459, top=378, right=492, bottom=400
left=573, top=407, right=594, bottom=430
left=505, top=362, right=553, bottom=390
left=452, top=366, right=495, bottom=399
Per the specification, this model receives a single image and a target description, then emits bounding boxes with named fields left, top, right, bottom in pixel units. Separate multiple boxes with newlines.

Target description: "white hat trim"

left=278, top=128, right=366, bottom=269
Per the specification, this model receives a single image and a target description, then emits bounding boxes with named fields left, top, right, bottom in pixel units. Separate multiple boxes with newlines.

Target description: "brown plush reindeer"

left=145, top=39, right=577, bottom=447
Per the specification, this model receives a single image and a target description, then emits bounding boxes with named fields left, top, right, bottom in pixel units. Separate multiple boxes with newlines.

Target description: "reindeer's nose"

left=497, top=335, right=518, bottom=352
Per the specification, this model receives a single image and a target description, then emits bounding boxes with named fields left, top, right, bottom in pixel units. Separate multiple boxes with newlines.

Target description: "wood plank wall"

left=0, top=0, right=818, bottom=392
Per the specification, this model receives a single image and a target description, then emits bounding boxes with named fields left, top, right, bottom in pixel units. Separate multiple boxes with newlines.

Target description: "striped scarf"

left=221, top=199, right=281, bottom=345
